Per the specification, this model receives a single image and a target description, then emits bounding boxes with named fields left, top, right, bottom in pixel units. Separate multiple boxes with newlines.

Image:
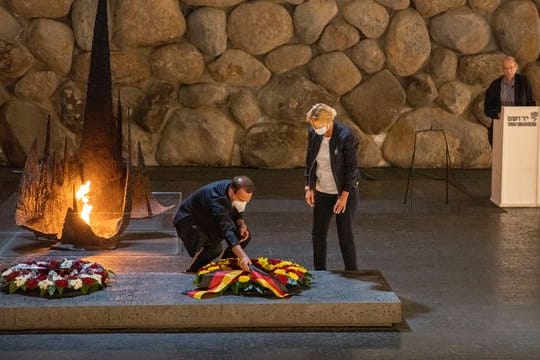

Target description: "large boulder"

left=318, top=20, right=360, bottom=52
left=14, top=71, right=59, bottom=100
left=350, top=39, right=386, bottom=74
left=470, top=94, right=492, bottom=128
left=0, top=145, right=8, bottom=166
left=0, top=99, right=76, bottom=166
left=341, top=117, right=387, bottom=168
left=411, top=0, right=467, bottom=17
left=0, top=85, right=9, bottom=108
left=494, top=0, right=540, bottom=63
left=183, top=0, right=244, bottom=5
left=71, top=0, right=114, bottom=51
left=307, top=52, right=362, bottom=95
left=241, top=121, right=307, bottom=168
left=430, top=7, right=492, bottom=55
left=208, top=49, right=271, bottom=87
left=52, top=81, right=86, bottom=134
left=469, top=0, right=501, bottom=13
left=406, top=74, right=438, bottom=107
left=187, top=7, right=227, bottom=57
left=258, top=74, right=337, bottom=122
left=428, top=47, right=458, bottom=83
left=179, top=83, right=228, bottom=109
left=114, top=0, right=186, bottom=48
left=458, top=52, right=506, bottom=87
left=382, top=107, right=490, bottom=168
left=294, top=0, right=338, bottom=44
left=156, top=107, right=237, bottom=166
left=342, top=70, right=406, bottom=134
left=135, top=82, right=177, bottom=133
left=374, top=0, right=410, bottom=10
left=0, top=41, right=34, bottom=82
left=524, top=62, right=540, bottom=104
left=228, top=1, right=293, bottom=55
left=0, top=6, right=20, bottom=41
left=342, top=0, right=389, bottom=39
left=126, top=122, right=159, bottom=166
left=436, top=81, right=471, bottom=115
left=74, top=51, right=151, bottom=85
left=228, top=89, right=262, bottom=129
left=265, top=44, right=312, bottom=74
left=26, top=19, right=74, bottom=75
left=150, top=43, right=204, bottom=85
left=7, top=0, right=73, bottom=18
left=385, top=9, right=430, bottom=77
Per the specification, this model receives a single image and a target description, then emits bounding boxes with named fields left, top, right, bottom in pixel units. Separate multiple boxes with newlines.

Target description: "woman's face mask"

left=232, top=200, right=247, bottom=213
left=313, top=126, right=327, bottom=136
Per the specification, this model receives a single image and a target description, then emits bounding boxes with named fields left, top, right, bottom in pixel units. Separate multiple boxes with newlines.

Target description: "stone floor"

left=1, top=166, right=540, bottom=359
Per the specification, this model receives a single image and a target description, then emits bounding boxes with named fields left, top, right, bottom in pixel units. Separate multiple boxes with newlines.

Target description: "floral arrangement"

left=185, top=257, right=313, bottom=299
left=1, top=258, right=114, bottom=298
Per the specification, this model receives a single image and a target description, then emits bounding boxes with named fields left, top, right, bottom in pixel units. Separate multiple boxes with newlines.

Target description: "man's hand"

left=305, top=189, right=314, bottom=207
left=236, top=220, right=249, bottom=241
left=238, top=255, right=252, bottom=272
left=232, top=244, right=252, bottom=272
left=333, top=191, right=349, bottom=214
left=238, top=223, right=249, bottom=241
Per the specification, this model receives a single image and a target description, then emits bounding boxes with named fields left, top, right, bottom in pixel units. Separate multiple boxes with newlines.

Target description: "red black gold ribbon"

left=184, top=265, right=290, bottom=299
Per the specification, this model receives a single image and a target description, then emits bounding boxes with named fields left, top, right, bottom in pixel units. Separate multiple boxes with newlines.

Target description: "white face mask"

left=314, top=126, right=327, bottom=135
left=232, top=200, right=247, bottom=213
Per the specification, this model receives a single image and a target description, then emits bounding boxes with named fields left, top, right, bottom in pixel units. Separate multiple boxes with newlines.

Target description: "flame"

left=75, top=180, right=93, bottom=225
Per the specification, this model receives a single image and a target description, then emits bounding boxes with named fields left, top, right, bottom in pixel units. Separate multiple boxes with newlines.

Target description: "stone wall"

left=1, top=0, right=539, bottom=168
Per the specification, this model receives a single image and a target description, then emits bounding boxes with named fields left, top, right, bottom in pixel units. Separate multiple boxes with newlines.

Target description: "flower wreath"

left=1, top=258, right=114, bottom=298
left=185, top=257, right=313, bottom=299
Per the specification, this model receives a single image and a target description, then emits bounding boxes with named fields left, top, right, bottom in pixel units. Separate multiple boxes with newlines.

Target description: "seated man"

left=174, top=176, right=254, bottom=273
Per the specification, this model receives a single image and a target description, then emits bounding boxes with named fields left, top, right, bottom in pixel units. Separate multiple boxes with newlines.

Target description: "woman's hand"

left=305, top=189, right=315, bottom=207
left=333, top=191, right=349, bottom=214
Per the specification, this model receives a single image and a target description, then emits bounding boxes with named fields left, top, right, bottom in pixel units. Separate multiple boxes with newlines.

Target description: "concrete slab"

left=0, top=271, right=401, bottom=331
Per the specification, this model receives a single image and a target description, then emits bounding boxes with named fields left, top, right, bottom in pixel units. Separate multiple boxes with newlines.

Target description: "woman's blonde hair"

left=306, top=103, right=336, bottom=126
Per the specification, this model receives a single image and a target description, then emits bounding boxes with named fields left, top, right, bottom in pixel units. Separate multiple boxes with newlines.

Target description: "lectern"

left=491, top=106, right=540, bottom=207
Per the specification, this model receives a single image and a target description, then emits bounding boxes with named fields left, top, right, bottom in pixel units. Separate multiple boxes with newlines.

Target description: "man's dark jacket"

left=173, top=180, right=242, bottom=247
left=304, top=121, right=360, bottom=194
left=484, top=73, right=536, bottom=119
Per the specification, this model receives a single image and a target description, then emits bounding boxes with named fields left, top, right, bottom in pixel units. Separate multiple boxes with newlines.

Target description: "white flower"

left=52, top=274, right=64, bottom=282
left=60, top=259, right=73, bottom=269
left=1, top=268, right=13, bottom=277
left=38, top=279, right=53, bottom=290
left=48, top=270, right=58, bottom=279
left=90, top=274, right=103, bottom=284
left=69, top=278, right=83, bottom=290
left=15, top=274, right=30, bottom=287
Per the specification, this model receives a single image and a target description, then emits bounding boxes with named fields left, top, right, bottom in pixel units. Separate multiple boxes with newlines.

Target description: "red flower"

left=26, top=278, right=39, bottom=289
left=48, top=260, right=59, bottom=269
left=55, top=279, right=68, bottom=288
left=5, top=271, right=20, bottom=282
left=82, top=277, right=95, bottom=285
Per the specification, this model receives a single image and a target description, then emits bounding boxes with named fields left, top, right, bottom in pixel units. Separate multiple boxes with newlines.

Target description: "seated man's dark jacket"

left=484, top=73, right=536, bottom=119
left=173, top=180, right=242, bottom=247
left=304, top=121, right=360, bottom=193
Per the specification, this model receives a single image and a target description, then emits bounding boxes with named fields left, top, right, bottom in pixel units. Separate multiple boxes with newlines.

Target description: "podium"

left=491, top=106, right=540, bottom=207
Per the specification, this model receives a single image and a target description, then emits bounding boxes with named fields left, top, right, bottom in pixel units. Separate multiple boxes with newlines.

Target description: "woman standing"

left=304, top=103, right=360, bottom=271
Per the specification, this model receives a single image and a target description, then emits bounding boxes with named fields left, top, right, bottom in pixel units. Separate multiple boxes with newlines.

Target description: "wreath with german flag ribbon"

left=184, top=257, right=313, bottom=299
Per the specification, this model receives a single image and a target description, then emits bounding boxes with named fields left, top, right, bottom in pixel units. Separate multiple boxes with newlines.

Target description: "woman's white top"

left=315, top=137, right=338, bottom=194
